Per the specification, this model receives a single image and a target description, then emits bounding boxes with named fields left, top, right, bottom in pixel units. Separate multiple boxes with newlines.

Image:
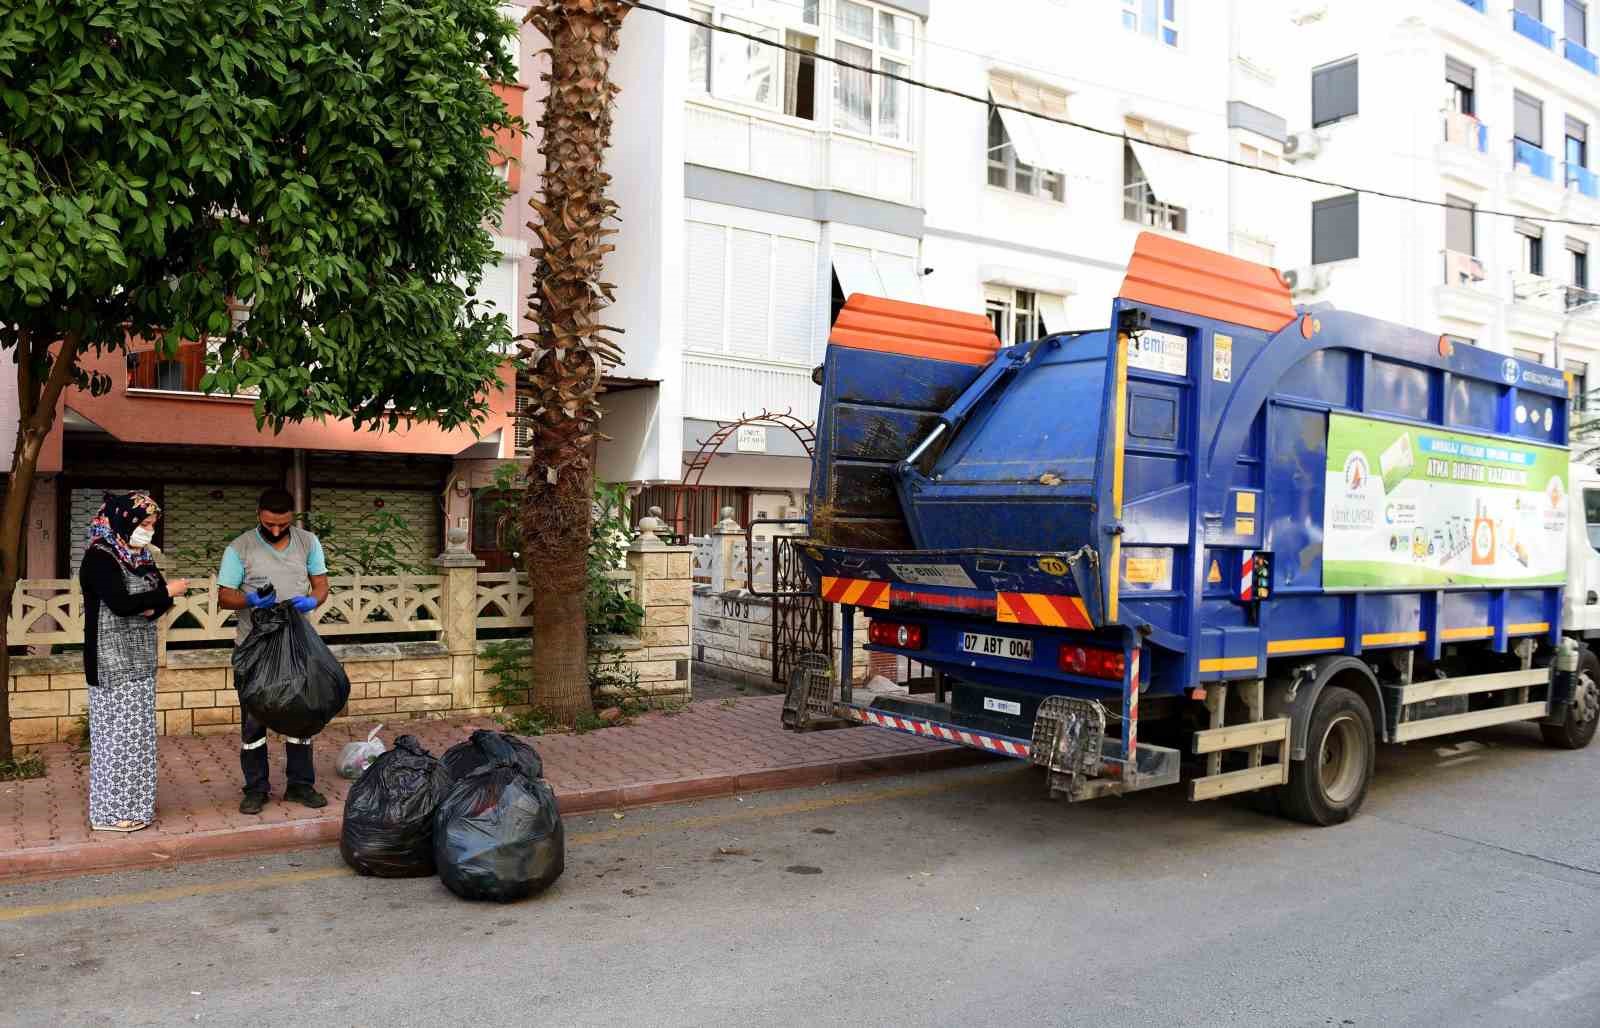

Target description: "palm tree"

left=518, top=0, right=629, bottom=722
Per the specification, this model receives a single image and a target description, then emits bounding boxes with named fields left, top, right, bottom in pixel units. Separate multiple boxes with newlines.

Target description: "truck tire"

left=1280, top=686, right=1374, bottom=827
left=1541, top=647, right=1600, bottom=750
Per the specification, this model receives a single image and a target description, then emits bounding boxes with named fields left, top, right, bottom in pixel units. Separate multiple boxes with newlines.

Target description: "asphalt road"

left=3, top=721, right=1598, bottom=1028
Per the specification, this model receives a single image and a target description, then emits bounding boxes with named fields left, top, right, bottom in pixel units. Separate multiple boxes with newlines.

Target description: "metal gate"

left=746, top=523, right=834, bottom=687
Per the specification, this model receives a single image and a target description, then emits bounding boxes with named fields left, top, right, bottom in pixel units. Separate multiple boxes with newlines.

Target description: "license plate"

left=962, top=632, right=1033, bottom=661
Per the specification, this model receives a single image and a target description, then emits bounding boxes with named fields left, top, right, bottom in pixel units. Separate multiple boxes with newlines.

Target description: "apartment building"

left=1268, top=0, right=1600, bottom=422
left=602, top=0, right=1296, bottom=537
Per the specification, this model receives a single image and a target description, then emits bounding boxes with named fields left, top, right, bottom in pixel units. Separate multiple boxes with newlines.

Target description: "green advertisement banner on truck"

left=1322, top=412, right=1569, bottom=589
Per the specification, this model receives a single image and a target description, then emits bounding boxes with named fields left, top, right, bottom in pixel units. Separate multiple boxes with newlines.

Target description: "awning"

left=833, top=247, right=883, bottom=300
left=989, top=73, right=1072, bottom=172
left=874, top=256, right=925, bottom=304
left=1129, top=139, right=1192, bottom=210
left=1035, top=293, right=1069, bottom=335
left=834, top=247, right=924, bottom=304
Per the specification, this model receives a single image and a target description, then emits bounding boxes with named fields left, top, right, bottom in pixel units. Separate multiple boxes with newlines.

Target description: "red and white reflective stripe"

left=1238, top=551, right=1254, bottom=602
left=851, top=707, right=1031, bottom=759
left=1126, top=648, right=1140, bottom=758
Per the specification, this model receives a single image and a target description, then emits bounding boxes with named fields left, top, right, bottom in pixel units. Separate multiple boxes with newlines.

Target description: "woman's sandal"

left=91, top=820, right=151, bottom=833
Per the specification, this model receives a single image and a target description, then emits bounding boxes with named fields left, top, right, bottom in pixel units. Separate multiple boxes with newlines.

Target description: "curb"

left=2, top=747, right=998, bottom=884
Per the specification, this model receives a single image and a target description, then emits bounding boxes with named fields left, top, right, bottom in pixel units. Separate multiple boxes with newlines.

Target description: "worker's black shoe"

left=284, top=784, right=328, bottom=809
left=239, top=791, right=268, bottom=815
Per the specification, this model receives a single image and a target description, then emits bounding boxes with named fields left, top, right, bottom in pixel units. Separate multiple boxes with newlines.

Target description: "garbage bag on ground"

left=338, top=724, right=387, bottom=780
left=434, top=733, right=564, bottom=902
left=341, top=735, right=455, bottom=878
left=441, top=728, right=543, bottom=782
left=232, top=603, right=351, bottom=739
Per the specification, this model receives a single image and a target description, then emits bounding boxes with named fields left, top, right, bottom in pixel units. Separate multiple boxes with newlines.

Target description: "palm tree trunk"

left=519, top=0, right=628, bottom=724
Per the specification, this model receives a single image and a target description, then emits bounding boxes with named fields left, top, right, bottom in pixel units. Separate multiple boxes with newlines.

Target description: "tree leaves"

left=0, top=0, right=524, bottom=432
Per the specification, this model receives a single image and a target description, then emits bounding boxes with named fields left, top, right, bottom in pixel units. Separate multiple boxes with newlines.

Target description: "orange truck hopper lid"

left=1118, top=232, right=1296, bottom=334
left=829, top=294, right=1001, bottom=366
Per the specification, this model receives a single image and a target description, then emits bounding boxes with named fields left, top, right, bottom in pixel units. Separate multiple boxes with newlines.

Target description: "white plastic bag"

left=338, top=725, right=387, bottom=780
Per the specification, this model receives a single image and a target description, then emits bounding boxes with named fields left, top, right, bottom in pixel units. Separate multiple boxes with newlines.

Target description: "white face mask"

left=128, top=526, right=155, bottom=549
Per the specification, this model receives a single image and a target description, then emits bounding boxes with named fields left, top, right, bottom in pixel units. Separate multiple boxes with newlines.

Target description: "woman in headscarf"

left=78, top=493, right=189, bottom=832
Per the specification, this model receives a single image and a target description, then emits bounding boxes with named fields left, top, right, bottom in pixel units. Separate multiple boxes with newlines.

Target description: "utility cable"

left=623, top=0, right=1600, bottom=230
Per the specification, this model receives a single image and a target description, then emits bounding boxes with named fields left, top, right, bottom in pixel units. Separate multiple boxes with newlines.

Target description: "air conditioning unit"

left=1282, top=266, right=1331, bottom=295
left=1283, top=131, right=1322, bottom=162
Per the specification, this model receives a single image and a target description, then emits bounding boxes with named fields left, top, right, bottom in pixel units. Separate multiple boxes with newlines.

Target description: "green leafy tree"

left=0, top=0, right=519, bottom=759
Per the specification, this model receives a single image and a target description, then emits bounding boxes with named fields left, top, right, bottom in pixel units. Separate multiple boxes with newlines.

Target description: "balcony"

left=684, top=99, right=919, bottom=208
left=126, top=343, right=249, bottom=397
left=1438, top=113, right=1493, bottom=188
left=1514, top=139, right=1555, bottom=180
left=1435, top=251, right=1497, bottom=326
left=1513, top=10, right=1555, bottom=48
left=1565, top=38, right=1600, bottom=74
left=1570, top=163, right=1600, bottom=198
left=1564, top=285, right=1600, bottom=313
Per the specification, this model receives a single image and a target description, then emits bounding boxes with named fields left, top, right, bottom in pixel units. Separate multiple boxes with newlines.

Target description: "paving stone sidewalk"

left=0, top=695, right=986, bottom=881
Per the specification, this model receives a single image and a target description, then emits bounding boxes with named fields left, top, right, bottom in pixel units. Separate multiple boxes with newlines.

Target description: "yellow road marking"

left=0, top=773, right=1004, bottom=924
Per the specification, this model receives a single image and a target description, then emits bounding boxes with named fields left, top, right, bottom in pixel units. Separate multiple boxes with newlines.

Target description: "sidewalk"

left=0, top=695, right=990, bottom=882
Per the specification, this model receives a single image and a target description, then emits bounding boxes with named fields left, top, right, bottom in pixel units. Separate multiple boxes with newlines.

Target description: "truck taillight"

left=868, top=621, right=925, bottom=650
left=1058, top=645, right=1125, bottom=680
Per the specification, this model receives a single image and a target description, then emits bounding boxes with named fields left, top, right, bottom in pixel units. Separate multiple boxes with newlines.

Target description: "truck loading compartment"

left=783, top=233, right=1598, bottom=825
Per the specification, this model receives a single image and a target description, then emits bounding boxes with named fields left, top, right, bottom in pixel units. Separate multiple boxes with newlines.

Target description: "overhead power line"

left=620, top=0, right=1600, bottom=231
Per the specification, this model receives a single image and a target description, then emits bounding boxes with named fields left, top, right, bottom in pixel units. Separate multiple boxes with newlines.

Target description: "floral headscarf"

left=86, top=492, right=161, bottom=571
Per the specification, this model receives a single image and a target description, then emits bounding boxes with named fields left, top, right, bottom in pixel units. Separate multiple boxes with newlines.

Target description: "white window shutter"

left=726, top=228, right=773, bottom=360
left=684, top=222, right=727, bottom=353
left=772, top=236, right=817, bottom=365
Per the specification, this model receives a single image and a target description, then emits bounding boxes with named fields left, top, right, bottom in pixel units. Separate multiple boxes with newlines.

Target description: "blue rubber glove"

left=245, top=589, right=276, bottom=609
left=289, top=595, right=318, bottom=614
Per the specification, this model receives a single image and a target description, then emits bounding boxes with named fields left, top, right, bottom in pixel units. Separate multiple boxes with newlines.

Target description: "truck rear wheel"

left=1280, top=686, right=1374, bottom=827
left=1541, top=647, right=1600, bottom=750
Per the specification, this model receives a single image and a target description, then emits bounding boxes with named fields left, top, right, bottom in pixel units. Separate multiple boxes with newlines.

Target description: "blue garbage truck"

left=783, top=233, right=1597, bottom=825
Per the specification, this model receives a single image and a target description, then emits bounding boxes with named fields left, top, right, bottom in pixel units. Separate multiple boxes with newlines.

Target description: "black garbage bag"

left=232, top=603, right=351, bottom=739
left=434, top=734, right=564, bottom=902
left=441, top=729, right=544, bottom=782
left=341, top=735, right=455, bottom=878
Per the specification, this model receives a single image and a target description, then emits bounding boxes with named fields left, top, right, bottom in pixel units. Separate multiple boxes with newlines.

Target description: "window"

left=1568, top=0, right=1588, bottom=46
left=1519, top=224, right=1545, bottom=276
left=1572, top=239, right=1590, bottom=288
left=1445, top=58, right=1475, bottom=117
left=1567, top=359, right=1588, bottom=415
left=1123, top=118, right=1190, bottom=233
left=1311, top=194, right=1358, bottom=264
left=1445, top=335, right=1477, bottom=349
left=985, top=74, right=1070, bottom=202
left=1584, top=488, right=1600, bottom=551
left=684, top=219, right=820, bottom=365
left=1311, top=58, right=1358, bottom=127
left=1514, top=91, right=1544, bottom=147
left=690, top=3, right=820, bottom=122
left=1568, top=116, right=1589, bottom=171
left=1445, top=195, right=1475, bottom=255
left=688, top=6, right=712, bottom=91
left=1121, top=0, right=1180, bottom=47
left=1516, top=0, right=1543, bottom=17
left=832, top=0, right=914, bottom=143
left=1515, top=347, right=1546, bottom=363
left=984, top=287, right=1065, bottom=346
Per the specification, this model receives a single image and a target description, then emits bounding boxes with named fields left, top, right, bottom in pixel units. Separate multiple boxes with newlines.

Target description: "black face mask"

left=259, top=523, right=290, bottom=544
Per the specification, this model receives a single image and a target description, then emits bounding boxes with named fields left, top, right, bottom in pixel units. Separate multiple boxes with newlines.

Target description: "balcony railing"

left=1444, top=111, right=1488, bottom=152
left=127, top=345, right=206, bottom=393
left=1570, top=163, right=1600, bottom=198
left=1568, top=285, right=1600, bottom=312
left=1514, top=139, right=1556, bottom=180
left=1565, top=38, right=1600, bottom=74
left=1513, top=10, right=1556, bottom=48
